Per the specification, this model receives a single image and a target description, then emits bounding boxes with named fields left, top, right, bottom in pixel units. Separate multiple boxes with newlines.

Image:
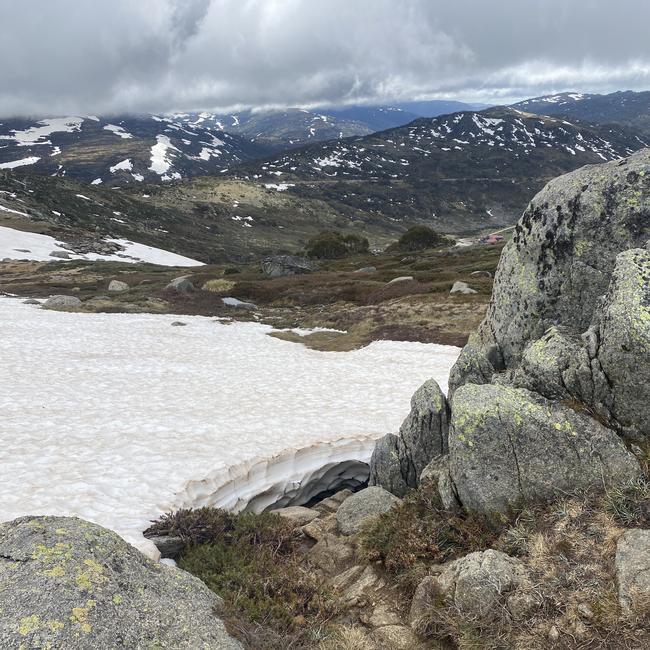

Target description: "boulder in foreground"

left=0, top=516, right=242, bottom=649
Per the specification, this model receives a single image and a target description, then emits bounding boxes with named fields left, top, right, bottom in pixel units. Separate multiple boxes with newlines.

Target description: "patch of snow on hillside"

left=104, top=124, right=133, bottom=139
left=0, top=117, right=84, bottom=145
left=264, top=183, right=295, bottom=191
left=149, top=135, right=180, bottom=176
left=110, top=159, right=133, bottom=173
left=0, top=156, right=41, bottom=169
left=0, top=298, right=459, bottom=556
left=0, top=225, right=203, bottom=266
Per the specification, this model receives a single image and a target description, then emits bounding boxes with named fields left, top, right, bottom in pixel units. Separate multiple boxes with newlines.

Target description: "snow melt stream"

left=0, top=299, right=459, bottom=558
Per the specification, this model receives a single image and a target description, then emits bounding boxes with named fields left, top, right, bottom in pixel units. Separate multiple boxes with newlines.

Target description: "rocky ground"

left=0, top=241, right=502, bottom=350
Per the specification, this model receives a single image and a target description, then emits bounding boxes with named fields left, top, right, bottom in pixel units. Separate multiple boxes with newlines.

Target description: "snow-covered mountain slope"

left=241, top=107, right=646, bottom=182
left=0, top=114, right=266, bottom=184
left=511, top=90, right=650, bottom=137
left=225, top=107, right=648, bottom=232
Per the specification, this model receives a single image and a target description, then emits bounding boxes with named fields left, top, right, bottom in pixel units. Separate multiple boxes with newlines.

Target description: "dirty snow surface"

left=0, top=299, right=459, bottom=556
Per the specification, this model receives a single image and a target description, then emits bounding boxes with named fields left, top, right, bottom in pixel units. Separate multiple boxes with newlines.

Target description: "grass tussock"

left=405, top=483, right=650, bottom=649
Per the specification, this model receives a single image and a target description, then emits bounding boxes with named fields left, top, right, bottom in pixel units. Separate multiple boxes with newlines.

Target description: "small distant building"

left=479, top=234, right=505, bottom=244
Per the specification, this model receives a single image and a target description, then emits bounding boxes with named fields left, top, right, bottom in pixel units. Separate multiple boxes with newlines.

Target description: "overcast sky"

left=1, top=0, right=649, bottom=117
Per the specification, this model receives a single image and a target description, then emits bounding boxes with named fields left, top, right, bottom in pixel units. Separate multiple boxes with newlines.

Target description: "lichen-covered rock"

left=615, top=528, right=650, bottom=613
left=43, top=295, right=82, bottom=310
left=260, top=255, right=317, bottom=277
left=597, top=248, right=650, bottom=438
left=336, top=487, right=401, bottom=536
left=448, top=384, right=640, bottom=515
left=450, top=149, right=650, bottom=395
left=107, top=280, right=129, bottom=292
left=369, top=379, right=450, bottom=497
left=416, top=550, right=529, bottom=621
left=0, top=516, right=242, bottom=649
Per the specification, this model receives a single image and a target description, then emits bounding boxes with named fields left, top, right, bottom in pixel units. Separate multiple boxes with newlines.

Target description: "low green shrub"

left=390, top=226, right=450, bottom=252
left=305, top=231, right=369, bottom=259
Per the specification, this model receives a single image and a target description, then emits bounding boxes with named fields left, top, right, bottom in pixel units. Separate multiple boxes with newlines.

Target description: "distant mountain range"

left=0, top=91, right=648, bottom=262
left=510, top=90, right=650, bottom=136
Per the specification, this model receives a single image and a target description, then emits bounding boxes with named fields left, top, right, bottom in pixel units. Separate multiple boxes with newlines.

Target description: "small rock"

left=301, top=514, right=337, bottom=541
left=330, top=565, right=385, bottom=606
left=108, top=280, right=129, bottom=292
left=388, top=276, right=414, bottom=284
left=221, top=297, right=257, bottom=310
left=171, top=321, right=187, bottom=327
left=336, top=486, right=401, bottom=536
left=354, top=266, right=377, bottom=273
left=147, top=534, right=185, bottom=559
left=548, top=626, right=560, bottom=642
left=450, top=281, right=477, bottom=294
left=43, top=295, right=82, bottom=310
left=49, top=250, right=71, bottom=259
left=577, top=602, right=594, bottom=619
left=22, top=299, right=40, bottom=305
left=307, top=533, right=354, bottom=575
left=269, top=506, right=320, bottom=527
left=365, top=603, right=403, bottom=628
left=165, top=276, right=195, bottom=293
left=314, top=489, right=354, bottom=515
left=507, top=590, right=542, bottom=621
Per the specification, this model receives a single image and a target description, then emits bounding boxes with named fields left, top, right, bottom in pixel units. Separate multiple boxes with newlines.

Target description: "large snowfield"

left=0, top=298, right=460, bottom=557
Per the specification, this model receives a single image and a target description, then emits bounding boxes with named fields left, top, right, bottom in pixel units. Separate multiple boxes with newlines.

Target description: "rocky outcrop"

left=261, top=255, right=317, bottom=277
left=616, top=528, right=650, bottom=613
left=369, top=380, right=450, bottom=497
left=336, top=486, right=400, bottom=535
left=108, top=279, right=129, bottom=292
left=425, top=150, right=649, bottom=516
left=448, top=384, right=640, bottom=514
left=0, top=516, right=241, bottom=649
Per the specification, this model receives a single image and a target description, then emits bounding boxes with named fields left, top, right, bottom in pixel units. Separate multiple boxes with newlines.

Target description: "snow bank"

left=0, top=225, right=203, bottom=266
left=0, top=299, right=459, bottom=558
left=0, top=157, right=41, bottom=169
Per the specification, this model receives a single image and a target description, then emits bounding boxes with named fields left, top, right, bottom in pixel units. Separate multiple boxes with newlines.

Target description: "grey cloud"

left=0, top=0, right=649, bottom=117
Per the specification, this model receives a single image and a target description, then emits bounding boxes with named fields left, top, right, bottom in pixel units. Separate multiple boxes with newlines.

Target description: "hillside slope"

left=229, top=107, right=648, bottom=231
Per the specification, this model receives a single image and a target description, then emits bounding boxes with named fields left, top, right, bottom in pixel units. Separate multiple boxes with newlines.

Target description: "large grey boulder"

left=616, top=528, right=650, bottom=613
left=0, top=516, right=242, bottom=649
left=43, top=295, right=82, bottom=310
left=261, top=255, right=317, bottom=278
left=450, top=149, right=650, bottom=396
left=165, top=276, right=195, bottom=293
left=336, top=487, right=401, bottom=535
left=370, top=379, right=450, bottom=497
left=448, top=384, right=640, bottom=515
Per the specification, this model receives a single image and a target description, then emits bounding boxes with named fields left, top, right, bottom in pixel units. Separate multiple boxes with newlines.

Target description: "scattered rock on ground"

left=261, top=255, right=317, bottom=277
left=43, top=295, right=82, bottom=310
left=165, top=276, right=195, bottom=293
left=616, top=528, right=650, bottom=613
left=221, top=297, right=257, bottom=310
left=450, top=281, right=477, bottom=294
left=388, top=276, right=414, bottom=284
left=418, top=549, right=529, bottom=621
left=0, top=516, right=242, bottom=649
left=336, top=486, right=401, bottom=535
left=269, top=505, right=320, bottom=526
left=314, top=489, right=353, bottom=515
left=23, top=299, right=40, bottom=305
left=354, top=266, right=376, bottom=273
left=171, top=321, right=187, bottom=327
left=49, top=250, right=71, bottom=259
left=108, top=280, right=129, bottom=292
